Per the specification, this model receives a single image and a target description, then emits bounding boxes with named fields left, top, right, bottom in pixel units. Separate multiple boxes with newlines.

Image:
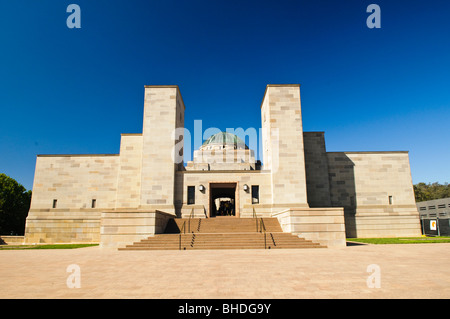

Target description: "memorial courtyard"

left=1, top=243, right=449, bottom=299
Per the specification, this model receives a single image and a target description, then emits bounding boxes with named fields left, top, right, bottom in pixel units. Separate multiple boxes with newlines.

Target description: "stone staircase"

left=119, top=217, right=325, bottom=250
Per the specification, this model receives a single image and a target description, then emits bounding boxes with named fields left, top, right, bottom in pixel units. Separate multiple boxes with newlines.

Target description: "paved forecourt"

left=1, top=243, right=449, bottom=299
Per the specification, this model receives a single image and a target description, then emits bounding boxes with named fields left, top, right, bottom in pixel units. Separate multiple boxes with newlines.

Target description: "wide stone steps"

left=119, top=233, right=323, bottom=250
left=165, top=217, right=283, bottom=233
left=119, top=217, right=325, bottom=250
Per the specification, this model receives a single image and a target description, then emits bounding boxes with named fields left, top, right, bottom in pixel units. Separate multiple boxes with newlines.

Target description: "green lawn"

left=347, top=237, right=450, bottom=244
left=0, top=244, right=98, bottom=250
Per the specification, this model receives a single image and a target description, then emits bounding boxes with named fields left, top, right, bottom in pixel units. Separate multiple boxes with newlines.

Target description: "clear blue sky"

left=1, top=0, right=449, bottom=190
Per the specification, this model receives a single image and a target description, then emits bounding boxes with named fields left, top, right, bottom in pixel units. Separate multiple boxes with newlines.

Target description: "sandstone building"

left=24, top=84, right=422, bottom=248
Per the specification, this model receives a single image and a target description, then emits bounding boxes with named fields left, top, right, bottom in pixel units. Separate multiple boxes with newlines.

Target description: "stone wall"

left=100, top=210, right=172, bottom=249
left=303, top=132, right=331, bottom=207
left=0, top=236, right=25, bottom=245
left=29, top=154, right=119, bottom=210
left=115, top=134, right=143, bottom=209
left=327, top=151, right=421, bottom=238
left=24, top=154, right=119, bottom=243
left=25, top=210, right=101, bottom=244
left=273, top=207, right=346, bottom=248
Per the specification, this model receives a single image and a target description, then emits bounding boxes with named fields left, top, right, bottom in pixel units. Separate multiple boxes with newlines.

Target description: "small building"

left=416, top=198, right=450, bottom=236
left=24, top=84, right=422, bottom=248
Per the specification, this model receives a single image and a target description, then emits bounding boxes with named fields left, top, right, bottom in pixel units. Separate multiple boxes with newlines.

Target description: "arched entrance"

left=209, top=182, right=238, bottom=217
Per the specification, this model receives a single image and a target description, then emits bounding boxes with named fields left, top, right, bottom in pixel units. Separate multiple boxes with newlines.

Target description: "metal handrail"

left=260, top=217, right=267, bottom=249
left=188, top=208, right=194, bottom=233
left=180, top=220, right=186, bottom=234
left=180, top=209, right=195, bottom=251
left=253, top=207, right=259, bottom=232
left=270, top=233, right=276, bottom=247
left=259, top=217, right=266, bottom=232
left=190, top=233, right=196, bottom=248
left=179, top=221, right=186, bottom=250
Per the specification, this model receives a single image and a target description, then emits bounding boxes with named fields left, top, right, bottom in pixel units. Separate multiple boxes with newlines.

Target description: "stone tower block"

left=140, top=85, right=185, bottom=213
left=261, top=84, right=308, bottom=209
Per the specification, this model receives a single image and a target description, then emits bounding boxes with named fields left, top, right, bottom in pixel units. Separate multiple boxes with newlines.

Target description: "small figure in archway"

left=225, top=201, right=232, bottom=216
left=218, top=201, right=225, bottom=216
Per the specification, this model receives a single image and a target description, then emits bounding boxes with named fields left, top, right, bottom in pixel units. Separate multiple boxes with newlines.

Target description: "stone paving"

left=1, top=243, right=450, bottom=299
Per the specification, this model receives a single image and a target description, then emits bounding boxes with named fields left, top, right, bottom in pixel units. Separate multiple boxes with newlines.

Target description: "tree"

left=0, top=174, right=31, bottom=235
left=414, top=182, right=450, bottom=202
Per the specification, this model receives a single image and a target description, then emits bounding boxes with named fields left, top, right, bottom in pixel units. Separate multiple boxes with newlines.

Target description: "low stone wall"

left=0, top=236, right=25, bottom=245
left=241, top=203, right=310, bottom=218
left=100, top=210, right=173, bottom=249
left=272, top=207, right=346, bottom=248
left=180, top=205, right=206, bottom=218
left=24, top=210, right=101, bottom=244
left=241, top=204, right=273, bottom=218
left=24, top=209, right=174, bottom=248
left=346, top=205, right=422, bottom=238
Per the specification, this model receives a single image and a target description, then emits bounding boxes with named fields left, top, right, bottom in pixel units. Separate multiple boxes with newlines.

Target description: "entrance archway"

left=209, top=183, right=238, bottom=217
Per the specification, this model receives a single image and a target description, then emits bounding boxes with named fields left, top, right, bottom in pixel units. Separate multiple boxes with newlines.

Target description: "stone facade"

left=24, top=154, right=119, bottom=244
left=23, top=84, right=421, bottom=248
left=327, top=152, right=421, bottom=238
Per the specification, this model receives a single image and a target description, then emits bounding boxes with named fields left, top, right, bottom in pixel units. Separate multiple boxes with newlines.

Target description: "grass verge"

left=347, top=237, right=450, bottom=244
